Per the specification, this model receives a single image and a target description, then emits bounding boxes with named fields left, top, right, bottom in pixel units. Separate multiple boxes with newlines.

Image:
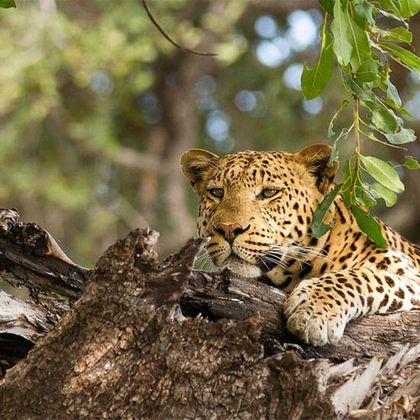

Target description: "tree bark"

left=0, top=208, right=90, bottom=375
left=0, top=209, right=418, bottom=418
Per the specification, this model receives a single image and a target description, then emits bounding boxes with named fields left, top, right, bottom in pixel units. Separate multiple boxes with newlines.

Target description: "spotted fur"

left=180, top=145, right=420, bottom=346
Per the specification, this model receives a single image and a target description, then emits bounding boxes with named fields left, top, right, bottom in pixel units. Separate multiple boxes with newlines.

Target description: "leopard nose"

left=213, top=223, right=250, bottom=243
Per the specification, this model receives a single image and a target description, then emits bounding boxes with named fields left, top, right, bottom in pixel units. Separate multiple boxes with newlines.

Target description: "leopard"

left=180, top=144, right=420, bottom=346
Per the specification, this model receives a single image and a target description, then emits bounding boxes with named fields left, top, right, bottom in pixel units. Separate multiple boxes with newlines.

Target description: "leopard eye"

left=208, top=188, right=224, bottom=198
left=261, top=188, right=279, bottom=198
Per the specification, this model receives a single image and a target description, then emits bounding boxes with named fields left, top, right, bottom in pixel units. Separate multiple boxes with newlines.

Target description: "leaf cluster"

left=305, top=0, right=420, bottom=247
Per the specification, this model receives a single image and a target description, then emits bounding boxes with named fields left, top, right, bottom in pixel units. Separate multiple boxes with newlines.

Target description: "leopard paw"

left=283, top=280, right=347, bottom=346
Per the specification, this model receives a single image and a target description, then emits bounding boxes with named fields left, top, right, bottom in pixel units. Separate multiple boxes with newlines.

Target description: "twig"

left=142, top=0, right=216, bottom=57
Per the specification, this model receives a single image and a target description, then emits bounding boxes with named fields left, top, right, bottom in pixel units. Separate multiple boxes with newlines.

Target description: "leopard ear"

left=295, top=144, right=339, bottom=193
left=180, top=149, right=220, bottom=189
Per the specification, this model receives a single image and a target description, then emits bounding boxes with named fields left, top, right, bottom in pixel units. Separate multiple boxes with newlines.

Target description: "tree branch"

left=142, top=0, right=216, bottom=57
left=0, top=209, right=418, bottom=418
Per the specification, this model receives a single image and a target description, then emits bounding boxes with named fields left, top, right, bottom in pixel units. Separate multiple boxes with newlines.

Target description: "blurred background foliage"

left=0, top=0, right=419, bottom=267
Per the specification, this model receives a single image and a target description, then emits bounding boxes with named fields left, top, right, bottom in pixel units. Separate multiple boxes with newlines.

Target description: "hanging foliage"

left=304, top=0, right=420, bottom=247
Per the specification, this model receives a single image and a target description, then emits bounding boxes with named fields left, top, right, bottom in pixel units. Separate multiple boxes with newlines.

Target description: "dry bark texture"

left=0, top=209, right=419, bottom=419
left=0, top=208, right=90, bottom=373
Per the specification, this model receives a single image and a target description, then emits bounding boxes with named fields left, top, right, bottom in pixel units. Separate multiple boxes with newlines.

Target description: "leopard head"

left=180, top=145, right=338, bottom=278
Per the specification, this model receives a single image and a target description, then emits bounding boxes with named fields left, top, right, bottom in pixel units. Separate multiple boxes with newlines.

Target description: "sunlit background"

left=0, top=0, right=419, bottom=266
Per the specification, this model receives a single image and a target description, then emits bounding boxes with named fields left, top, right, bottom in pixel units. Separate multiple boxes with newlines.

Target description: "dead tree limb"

left=0, top=208, right=89, bottom=296
left=0, top=208, right=91, bottom=371
left=0, top=207, right=418, bottom=362
left=182, top=270, right=420, bottom=361
left=0, top=210, right=418, bottom=418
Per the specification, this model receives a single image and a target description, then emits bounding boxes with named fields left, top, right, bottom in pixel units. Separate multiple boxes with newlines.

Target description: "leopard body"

left=180, top=145, right=420, bottom=346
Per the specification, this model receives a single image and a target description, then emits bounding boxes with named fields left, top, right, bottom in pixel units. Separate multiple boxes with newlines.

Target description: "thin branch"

left=359, top=128, right=407, bottom=150
left=142, top=0, right=216, bottom=57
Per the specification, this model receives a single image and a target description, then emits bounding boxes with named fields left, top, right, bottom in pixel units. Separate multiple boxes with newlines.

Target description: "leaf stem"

left=354, top=97, right=361, bottom=154
left=351, top=97, right=361, bottom=200
left=359, top=128, right=406, bottom=150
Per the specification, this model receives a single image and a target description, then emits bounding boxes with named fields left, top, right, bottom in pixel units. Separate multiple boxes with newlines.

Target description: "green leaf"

left=301, top=22, right=334, bottom=100
left=343, top=166, right=377, bottom=209
left=327, top=98, right=350, bottom=140
left=354, top=1, right=375, bottom=27
left=351, top=205, right=387, bottom=248
left=342, top=159, right=356, bottom=206
left=311, top=184, right=342, bottom=238
left=331, top=0, right=372, bottom=71
left=331, top=0, right=353, bottom=66
left=356, top=182, right=377, bottom=207
left=319, top=0, right=334, bottom=15
left=0, top=0, right=15, bottom=7
left=381, top=27, right=412, bottom=44
left=345, top=4, right=372, bottom=71
left=355, top=190, right=377, bottom=208
left=384, top=99, right=412, bottom=117
left=342, top=70, right=376, bottom=101
left=378, top=0, right=403, bottom=19
left=381, top=42, right=420, bottom=74
left=371, top=107, right=398, bottom=133
left=328, top=127, right=349, bottom=167
left=385, top=79, right=402, bottom=107
left=377, top=0, right=420, bottom=17
left=369, top=182, right=397, bottom=207
left=377, top=0, right=399, bottom=14
left=355, top=59, right=379, bottom=83
left=402, top=156, right=420, bottom=169
left=384, top=127, right=416, bottom=144
left=360, top=155, right=404, bottom=193
left=398, top=0, right=420, bottom=17
left=362, top=101, right=399, bottom=133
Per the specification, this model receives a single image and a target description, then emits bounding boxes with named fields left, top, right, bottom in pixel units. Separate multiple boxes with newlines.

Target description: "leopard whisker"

left=259, top=253, right=289, bottom=270
left=270, top=253, right=307, bottom=268
left=266, top=249, right=317, bottom=267
left=294, top=248, right=333, bottom=263
left=271, top=244, right=332, bottom=263
left=259, top=257, right=272, bottom=272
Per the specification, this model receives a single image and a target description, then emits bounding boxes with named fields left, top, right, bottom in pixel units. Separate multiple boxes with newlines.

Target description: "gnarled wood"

left=0, top=210, right=418, bottom=418
left=183, top=270, right=420, bottom=361
left=0, top=208, right=91, bottom=370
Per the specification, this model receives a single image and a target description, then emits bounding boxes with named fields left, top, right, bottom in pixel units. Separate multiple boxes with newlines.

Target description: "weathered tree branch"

left=0, top=209, right=89, bottom=295
left=0, top=209, right=418, bottom=418
left=0, top=208, right=91, bottom=371
left=182, top=270, right=420, bottom=361
left=2, top=207, right=417, bottom=363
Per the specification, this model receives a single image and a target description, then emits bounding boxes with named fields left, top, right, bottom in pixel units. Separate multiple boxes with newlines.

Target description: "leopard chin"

left=220, top=255, right=262, bottom=278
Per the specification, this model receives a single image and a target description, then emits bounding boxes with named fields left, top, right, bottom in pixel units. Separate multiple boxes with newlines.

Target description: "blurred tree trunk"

left=140, top=1, right=222, bottom=252
left=137, top=0, right=249, bottom=253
